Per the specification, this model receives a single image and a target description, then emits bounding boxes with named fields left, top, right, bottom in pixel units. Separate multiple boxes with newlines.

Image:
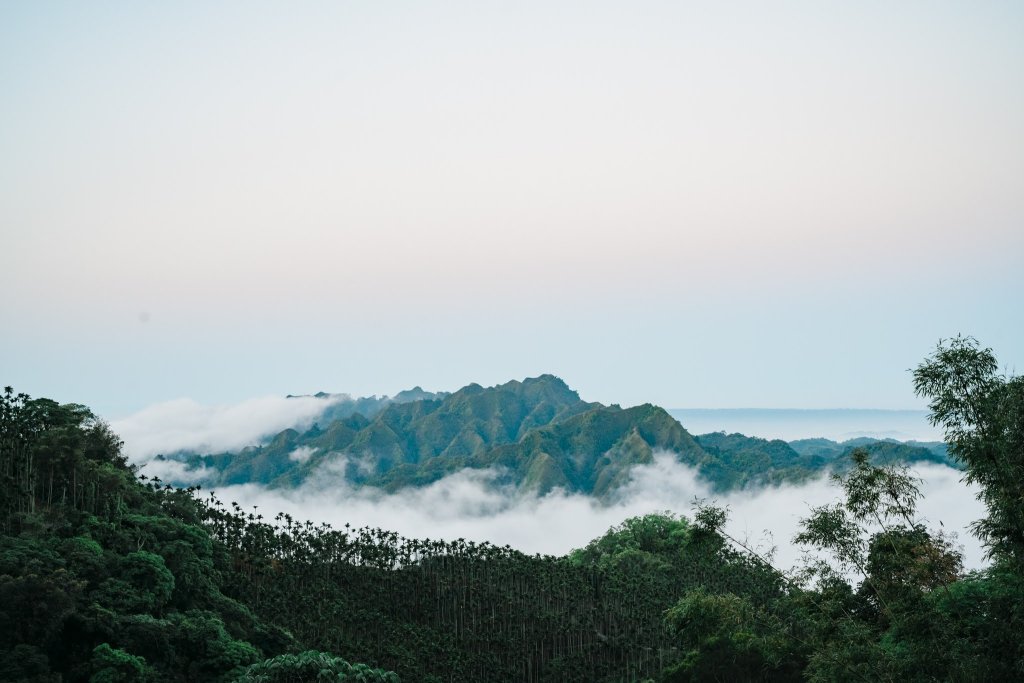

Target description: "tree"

left=796, top=448, right=961, bottom=620
left=234, top=650, right=400, bottom=683
left=661, top=588, right=802, bottom=682
left=913, top=336, right=1024, bottom=567
left=90, top=643, right=152, bottom=682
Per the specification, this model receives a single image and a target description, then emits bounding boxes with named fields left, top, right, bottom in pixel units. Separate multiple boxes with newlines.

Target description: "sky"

left=2, top=1, right=1022, bottom=420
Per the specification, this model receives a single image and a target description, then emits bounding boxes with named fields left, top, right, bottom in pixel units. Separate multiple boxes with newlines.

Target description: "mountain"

left=159, top=377, right=958, bottom=497
left=164, top=376, right=712, bottom=497
left=788, top=437, right=955, bottom=468
left=474, top=403, right=707, bottom=497
left=695, top=432, right=822, bottom=488
left=692, top=432, right=959, bottom=489
left=284, top=386, right=451, bottom=424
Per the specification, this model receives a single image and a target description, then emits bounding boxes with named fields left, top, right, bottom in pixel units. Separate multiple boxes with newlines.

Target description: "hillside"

left=285, top=387, right=451, bottom=425
left=158, top=377, right=962, bottom=497
left=787, top=436, right=955, bottom=468
left=3, top=337, right=1022, bottom=682
left=694, top=433, right=958, bottom=490
left=168, top=376, right=711, bottom=496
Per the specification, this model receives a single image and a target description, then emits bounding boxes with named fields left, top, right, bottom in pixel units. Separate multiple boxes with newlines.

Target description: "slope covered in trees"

left=0, top=387, right=396, bottom=682
left=697, top=433, right=956, bottom=490
left=3, top=336, right=1022, bottom=681
left=170, top=376, right=714, bottom=497
left=161, top=376, right=952, bottom=498
left=0, top=383, right=784, bottom=681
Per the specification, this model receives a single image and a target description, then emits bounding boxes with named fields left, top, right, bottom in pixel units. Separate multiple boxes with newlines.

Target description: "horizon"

left=2, top=2, right=1022, bottom=418
left=106, top=381, right=945, bottom=470
left=2, top=5, right=1021, bottom=680
left=0, top=371, right=975, bottom=425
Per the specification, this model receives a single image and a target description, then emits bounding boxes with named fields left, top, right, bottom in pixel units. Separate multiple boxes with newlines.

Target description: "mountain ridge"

left=157, top=376, right=955, bottom=496
left=168, top=375, right=709, bottom=496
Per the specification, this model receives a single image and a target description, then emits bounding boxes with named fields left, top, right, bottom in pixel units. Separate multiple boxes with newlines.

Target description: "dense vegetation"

left=166, top=376, right=950, bottom=498
left=172, top=376, right=712, bottom=497
left=2, top=336, right=1021, bottom=681
left=698, top=433, right=955, bottom=490
left=0, top=388, right=396, bottom=682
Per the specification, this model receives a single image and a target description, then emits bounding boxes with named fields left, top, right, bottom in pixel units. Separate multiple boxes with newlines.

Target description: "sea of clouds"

left=111, top=394, right=344, bottom=460
left=113, top=396, right=988, bottom=574
left=208, top=454, right=985, bottom=573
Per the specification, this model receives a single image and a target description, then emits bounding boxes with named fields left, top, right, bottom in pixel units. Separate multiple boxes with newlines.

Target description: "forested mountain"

left=285, top=386, right=451, bottom=425
left=0, top=385, right=784, bottom=681
left=161, top=376, right=955, bottom=497
left=788, top=436, right=952, bottom=466
left=167, top=376, right=712, bottom=496
left=2, top=337, right=1024, bottom=681
left=697, top=433, right=957, bottom=489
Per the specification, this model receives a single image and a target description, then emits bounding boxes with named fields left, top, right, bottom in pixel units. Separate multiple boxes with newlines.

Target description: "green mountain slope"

left=695, top=432, right=820, bottom=488
left=170, top=376, right=711, bottom=496
left=479, top=404, right=707, bottom=496
left=788, top=437, right=956, bottom=468
left=163, top=378, right=959, bottom=497
left=694, top=432, right=958, bottom=489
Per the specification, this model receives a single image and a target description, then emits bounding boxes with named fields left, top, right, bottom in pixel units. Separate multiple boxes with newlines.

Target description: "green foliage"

left=204, top=503, right=783, bottom=682
left=789, top=437, right=954, bottom=469
left=650, top=339, right=1024, bottom=683
left=695, top=432, right=811, bottom=489
left=702, top=433, right=957, bottom=492
left=121, top=552, right=175, bottom=612
left=0, top=643, right=61, bottom=682
left=568, top=513, right=690, bottom=571
left=186, top=375, right=607, bottom=492
left=796, top=447, right=962, bottom=626
left=235, top=650, right=399, bottom=683
left=89, top=643, right=151, bottom=682
left=661, top=589, right=802, bottom=682
left=913, top=336, right=1024, bottom=566
left=3, top=337, right=1023, bottom=682
left=174, top=378, right=711, bottom=498
left=170, top=378, right=962, bottom=500
left=0, top=387, right=309, bottom=681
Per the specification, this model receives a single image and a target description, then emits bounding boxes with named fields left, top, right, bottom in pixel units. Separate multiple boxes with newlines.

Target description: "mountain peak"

left=522, top=374, right=572, bottom=390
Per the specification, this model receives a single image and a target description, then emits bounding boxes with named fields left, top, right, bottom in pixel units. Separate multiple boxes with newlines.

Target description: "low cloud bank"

left=112, top=394, right=340, bottom=462
left=113, top=394, right=984, bottom=572
left=212, top=453, right=987, bottom=573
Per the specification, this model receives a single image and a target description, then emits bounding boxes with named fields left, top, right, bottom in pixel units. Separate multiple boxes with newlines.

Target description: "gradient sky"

left=2, top=1, right=1022, bottom=419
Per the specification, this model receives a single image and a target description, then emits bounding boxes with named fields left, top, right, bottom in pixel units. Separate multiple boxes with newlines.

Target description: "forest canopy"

left=1, top=336, right=1021, bottom=682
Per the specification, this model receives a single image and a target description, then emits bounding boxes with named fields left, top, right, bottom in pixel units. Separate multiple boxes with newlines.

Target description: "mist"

left=111, top=394, right=339, bottom=461
left=113, top=393, right=986, bottom=573
left=211, top=452, right=987, bottom=574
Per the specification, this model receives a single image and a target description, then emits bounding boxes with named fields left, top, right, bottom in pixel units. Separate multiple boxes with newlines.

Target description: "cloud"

left=210, top=453, right=988, bottom=573
left=110, top=393, right=986, bottom=573
left=289, top=446, right=318, bottom=464
left=112, top=394, right=341, bottom=462
left=139, top=457, right=214, bottom=484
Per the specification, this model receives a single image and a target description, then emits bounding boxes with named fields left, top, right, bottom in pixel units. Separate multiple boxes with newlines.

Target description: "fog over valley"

left=209, top=455, right=985, bottom=572
left=4, top=2, right=1021, bottom=678
left=116, top=390, right=986, bottom=572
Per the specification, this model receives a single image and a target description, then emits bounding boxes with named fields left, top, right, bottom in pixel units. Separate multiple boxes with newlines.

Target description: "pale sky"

left=2, top=1, right=1022, bottom=419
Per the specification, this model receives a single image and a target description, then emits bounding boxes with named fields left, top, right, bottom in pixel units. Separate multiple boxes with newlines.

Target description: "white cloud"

left=210, top=453, right=988, bottom=573
left=110, top=392, right=987, bottom=573
left=112, top=394, right=341, bottom=462
left=289, top=446, right=319, bottom=463
left=139, top=457, right=214, bottom=484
